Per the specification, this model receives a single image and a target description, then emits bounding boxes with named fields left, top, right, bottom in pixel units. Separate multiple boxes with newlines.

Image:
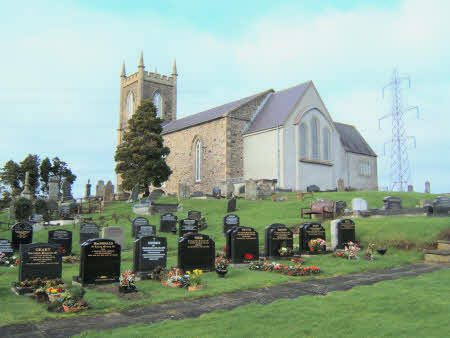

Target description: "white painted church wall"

left=347, top=152, right=378, bottom=190
left=243, top=128, right=278, bottom=181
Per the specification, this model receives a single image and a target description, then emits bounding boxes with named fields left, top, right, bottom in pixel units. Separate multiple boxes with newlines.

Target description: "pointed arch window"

left=299, top=123, right=308, bottom=158
left=153, top=92, right=162, bottom=118
left=195, top=140, right=201, bottom=182
left=127, top=92, right=134, bottom=119
left=312, top=118, right=319, bottom=160
left=323, top=128, right=330, bottom=161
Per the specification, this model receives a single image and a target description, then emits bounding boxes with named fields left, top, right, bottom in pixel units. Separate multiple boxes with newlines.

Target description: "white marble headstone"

left=351, top=198, right=368, bottom=211
left=330, top=219, right=340, bottom=251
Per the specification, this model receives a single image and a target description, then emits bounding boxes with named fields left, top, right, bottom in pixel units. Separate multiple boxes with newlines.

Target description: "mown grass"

left=75, top=268, right=450, bottom=338
left=0, top=191, right=447, bottom=326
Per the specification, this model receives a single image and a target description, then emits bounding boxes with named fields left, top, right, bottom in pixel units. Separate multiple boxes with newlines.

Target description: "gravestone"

left=223, top=214, right=240, bottom=234
left=230, top=227, right=259, bottom=263
left=85, top=179, right=91, bottom=198
left=337, top=179, right=345, bottom=192
left=133, top=236, right=167, bottom=276
left=78, top=239, right=121, bottom=284
left=132, top=217, right=150, bottom=237
left=19, top=243, right=62, bottom=281
left=264, top=224, right=293, bottom=258
left=227, top=197, right=237, bottom=213
left=103, top=181, right=114, bottom=202
left=79, top=223, right=100, bottom=244
left=48, top=229, right=72, bottom=256
left=135, top=225, right=156, bottom=239
left=425, top=196, right=450, bottom=216
left=11, top=222, right=33, bottom=251
left=382, top=196, right=402, bottom=210
left=225, top=226, right=239, bottom=258
left=307, top=185, right=320, bottom=193
left=96, top=180, right=105, bottom=198
left=58, top=205, right=72, bottom=219
left=0, top=239, right=14, bottom=257
left=299, top=222, right=326, bottom=253
left=177, top=183, right=190, bottom=201
left=48, top=174, right=60, bottom=201
left=102, top=226, right=125, bottom=249
left=331, top=219, right=355, bottom=250
left=188, top=210, right=202, bottom=221
left=160, top=213, right=178, bottom=233
left=30, top=214, right=44, bottom=223
left=178, top=233, right=215, bottom=271
left=351, top=198, right=368, bottom=211
left=335, top=200, right=347, bottom=217
left=245, top=179, right=257, bottom=200
left=179, top=219, right=199, bottom=237
left=20, top=171, right=33, bottom=200
left=61, top=177, right=75, bottom=202
left=425, top=181, right=430, bottom=193
left=226, top=182, right=235, bottom=198
left=149, top=189, right=164, bottom=200
left=129, top=184, right=140, bottom=203
left=212, top=186, right=221, bottom=198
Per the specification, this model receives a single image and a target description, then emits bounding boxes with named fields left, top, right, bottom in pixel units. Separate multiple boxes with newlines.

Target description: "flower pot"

left=188, top=285, right=203, bottom=291
left=216, top=269, right=228, bottom=278
left=48, top=293, right=62, bottom=303
left=377, top=248, right=387, bottom=255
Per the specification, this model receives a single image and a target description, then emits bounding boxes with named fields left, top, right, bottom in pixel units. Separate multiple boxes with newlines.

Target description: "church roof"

left=243, top=82, right=310, bottom=135
left=161, top=91, right=270, bottom=135
left=333, top=122, right=377, bottom=157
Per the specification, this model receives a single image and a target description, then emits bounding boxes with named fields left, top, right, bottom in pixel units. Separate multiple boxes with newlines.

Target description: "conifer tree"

left=115, top=99, right=172, bottom=196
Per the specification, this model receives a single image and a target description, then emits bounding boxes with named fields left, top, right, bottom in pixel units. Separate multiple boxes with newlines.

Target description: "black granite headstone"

left=79, top=223, right=99, bottom=244
left=230, top=227, right=259, bottom=263
left=133, top=236, right=167, bottom=275
left=187, top=210, right=202, bottom=221
left=299, top=222, right=326, bottom=252
left=178, top=233, right=215, bottom=271
left=11, top=222, right=33, bottom=251
left=225, top=226, right=239, bottom=258
left=48, top=229, right=72, bottom=256
left=19, top=243, right=62, bottom=281
left=135, top=225, right=156, bottom=239
left=132, top=217, right=150, bottom=237
left=0, top=239, right=14, bottom=257
left=227, top=197, right=237, bottom=213
left=263, top=223, right=284, bottom=257
left=78, top=239, right=121, bottom=284
left=223, top=214, right=240, bottom=234
left=336, top=219, right=355, bottom=249
left=179, top=218, right=199, bottom=237
left=265, top=225, right=293, bottom=258
left=160, top=213, right=178, bottom=233
left=382, top=196, right=402, bottom=210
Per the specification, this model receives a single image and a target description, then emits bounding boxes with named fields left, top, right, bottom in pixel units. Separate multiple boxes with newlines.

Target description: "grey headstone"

left=245, top=179, right=257, bottom=200
left=102, top=226, right=125, bottom=249
left=103, top=181, right=114, bottom=202
left=351, top=198, right=368, bottom=211
left=129, top=184, right=140, bottom=203
left=48, top=174, right=60, bottom=201
left=307, top=185, right=320, bottom=193
left=96, top=180, right=105, bottom=198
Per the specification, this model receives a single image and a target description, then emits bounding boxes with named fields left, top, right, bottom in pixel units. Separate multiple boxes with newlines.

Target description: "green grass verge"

left=75, top=268, right=450, bottom=338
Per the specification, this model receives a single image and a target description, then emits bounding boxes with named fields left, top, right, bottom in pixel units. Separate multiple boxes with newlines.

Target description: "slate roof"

left=243, top=82, right=310, bottom=135
left=333, top=122, right=377, bottom=157
left=162, top=90, right=270, bottom=135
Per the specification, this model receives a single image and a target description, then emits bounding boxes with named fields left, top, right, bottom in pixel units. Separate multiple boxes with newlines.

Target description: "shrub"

left=12, top=197, right=33, bottom=221
left=34, top=198, right=50, bottom=222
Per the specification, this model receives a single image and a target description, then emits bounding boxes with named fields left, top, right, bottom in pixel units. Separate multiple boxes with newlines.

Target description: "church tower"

left=116, top=52, right=177, bottom=194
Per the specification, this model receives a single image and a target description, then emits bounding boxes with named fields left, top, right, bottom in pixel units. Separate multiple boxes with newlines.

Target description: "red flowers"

left=222, top=247, right=227, bottom=253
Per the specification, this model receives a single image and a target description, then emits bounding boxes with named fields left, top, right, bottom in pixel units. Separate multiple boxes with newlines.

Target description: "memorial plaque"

left=102, top=226, right=125, bottom=249
left=48, top=229, right=72, bottom=256
left=230, top=227, right=259, bottom=263
left=263, top=223, right=285, bottom=257
left=79, top=223, right=99, bottom=244
left=299, top=222, right=326, bottom=252
left=19, top=243, right=62, bottom=281
left=265, top=225, right=293, bottom=258
left=0, top=239, right=14, bottom=257
left=132, top=217, right=150, bottom=237
left=160, top=213, right=178, bottom=233
left=187, top=210, right=202, bottom=221
left=11, top=222, right=33, bottom=251
left=133, top=236, right=167, bottom=275
left=223, top=214, right=240, bottom=234
left=179, top=218, right=199, bottom=237
left=135, top=225, right=156, bottom=239
left=178, top=233, right=215, bottom=271
left=79, top=239, right=121, bottom=284
left=225, top=226, right=239, bottom=258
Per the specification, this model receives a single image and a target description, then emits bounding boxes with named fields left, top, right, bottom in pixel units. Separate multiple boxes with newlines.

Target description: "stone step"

left=437, top=240, right=450, bottom=251
left=423, top=250, right=450, bottom=263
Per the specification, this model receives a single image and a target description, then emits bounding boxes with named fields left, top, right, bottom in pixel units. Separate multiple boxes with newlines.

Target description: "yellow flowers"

left=186, top=271, right=191, bottom=275
left=193, top=269, right=203, bottom=276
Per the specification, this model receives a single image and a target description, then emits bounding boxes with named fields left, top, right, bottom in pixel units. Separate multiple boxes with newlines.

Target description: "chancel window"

left=299, top=123, right=308, bottom=158
left=312, top=118, right=319, bottom=160
left=153, top=92, right=162, bottom=118
left=195, top=140, right=201, bottom=182
left=127, top=92, right=134, bottom=119
left=360, top=159, right=372, bottom=176
left=323, top=128, right=330, bottom=161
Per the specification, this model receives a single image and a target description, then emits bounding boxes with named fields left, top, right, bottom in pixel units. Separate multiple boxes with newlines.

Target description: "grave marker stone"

left=160, top=213, right=178, bottom=233
left=11, top=222, right=33, bottom=251
left=149, top=189, right=164, bottom=200
left=79, top=223, right=99, bottom=244
left=135, top=225, right=156, bottom=239
left=177, top=183, right=190, bottom=201
left=299, top=222, right=326, bottom=253
left=133, top=236, right=167, bottom=276
left=264, top=224, right=293, bottom=258
left=225, top=226, right=239, bottom=258
left=178, top=233, right=215, bottom=271
left=19, top=243, right=62, bottom=281
left=96, top=180, right=105, bottom=198
left=227, top=197, right=236, bottom=212
left=230, top=227, right=259, bottom=263
left=188, top=210, right=202, bottom=221
left=382, top=196, right=402, bottom=210
left=102, top=226, right=125, bottom=249
left=331, top=219, right=356, bottom=250
left=48, top=229, right=72, bottom=256
left=223, top=214, right=240, bottom=234
left=103, top=181, right=114, bottom=202
left=78, top=239, right=121, bottom=284
left=179, top=219, right=199, bottom=237
left=129, top=184, right=140, bottom=203
left=0, top=239, right=13, bottom=257
left=351, top=198, right=368, bottom=211
left=132, top=217, right=150, bottom=237
left=245, top=179, right=257, bottom=200
left=48, top=174, right=60, bottom=201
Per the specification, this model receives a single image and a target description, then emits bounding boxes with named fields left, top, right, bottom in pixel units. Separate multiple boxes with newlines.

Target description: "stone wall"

left=143, top=78, right=176, bottom=122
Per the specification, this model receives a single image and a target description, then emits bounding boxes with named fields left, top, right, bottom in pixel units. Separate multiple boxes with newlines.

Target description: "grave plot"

left=133, top=236, right=167, bottom=277
left=178, top=233, right=215, bottom=272
left=264, top=224, right=294, bottom=258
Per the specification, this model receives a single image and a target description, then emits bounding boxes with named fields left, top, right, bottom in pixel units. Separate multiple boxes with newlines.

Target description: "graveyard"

left=0, top=190, right=449, bottom=336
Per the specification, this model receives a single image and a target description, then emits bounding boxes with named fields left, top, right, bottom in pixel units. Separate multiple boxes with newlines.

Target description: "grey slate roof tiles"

left=333, top=122, right=377, bottom=157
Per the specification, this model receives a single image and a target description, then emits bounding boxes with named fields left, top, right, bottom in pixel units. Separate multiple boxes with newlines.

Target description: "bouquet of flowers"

left=308, top=238, right=327, bottom=252
left=119, top=270, right=137, bottom=292
left=334, top=242, right=361, bottom=260
left=186, top=269, right=203, bottom=287
left=366, top=243, right=376, bottom=261
left=215, top=256, right=230, bottom=271
left=0, top=252, right=17, bottom=267
left=165, top=267, right=189, bottom=288
left=248, top=260, right=264, bottom=271
left=243, top=253, right=255, bottom=262
left=278, top=247, right=294, bottom=257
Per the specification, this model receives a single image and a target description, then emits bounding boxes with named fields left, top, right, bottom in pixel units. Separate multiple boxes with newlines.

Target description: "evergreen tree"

left=39, top=157, right=52, bottom=195
left=115, top=99, right=172, bottom=196
left=0, top=160, right=21, bottom=197
left=50, top=157, right=77, bottom=193
left=19, top=154, right=40, bottom=196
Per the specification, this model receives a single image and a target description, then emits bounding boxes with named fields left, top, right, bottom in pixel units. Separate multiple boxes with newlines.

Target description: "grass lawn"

left=75, top=268, right=450, bottom=338
left=0, top=191, right=448, bottom=326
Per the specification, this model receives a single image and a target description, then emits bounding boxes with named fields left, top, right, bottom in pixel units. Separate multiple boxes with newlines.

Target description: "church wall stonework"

left=143, top=78, right=176, bottom=122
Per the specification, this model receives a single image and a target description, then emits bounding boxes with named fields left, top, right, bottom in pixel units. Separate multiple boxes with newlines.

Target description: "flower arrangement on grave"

left=62, top=255, right=80, bottom=264
left=243, top=253, right=255, bottom=263
left=365, top=243, right=376, bottom=261
left=60, top=286, right=88, bottom=312
left=333, top=242, right=361, bottom=260
left=215, top=256, right=230, bottom=271
left=308, top=238, right=326, bottom=252
left=186, top=269, right=203, bottom=290
left=13, top=278, right=64, bottom=295
left=290, top=257, right=304, bottom=264
left=248, top=260, right=264, bottom=271
left=278, top=247, right=294, bottom=257
left=248, top=261, right=320, bottom=276
left=119, top=270, right=137, bottom=293
left=164, top=267, right=189, bottom=288
left=0, top=252, right=18, bottom=267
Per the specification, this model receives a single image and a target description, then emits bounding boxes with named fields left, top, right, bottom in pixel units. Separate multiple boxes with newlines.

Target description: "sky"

left=1, top=0, right=449, bottom=198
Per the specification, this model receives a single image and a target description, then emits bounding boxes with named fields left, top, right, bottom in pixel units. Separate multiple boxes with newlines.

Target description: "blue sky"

left=1, top=0, right=449, bottom=198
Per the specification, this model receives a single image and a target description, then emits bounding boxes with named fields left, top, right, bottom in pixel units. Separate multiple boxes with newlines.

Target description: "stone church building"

left=117, top=53, right=378, bottom=195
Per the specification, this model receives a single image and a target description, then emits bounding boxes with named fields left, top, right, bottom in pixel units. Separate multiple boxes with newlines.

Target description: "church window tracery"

left=323, top=127, right=330, bottom=161
left=127, top=92, right=134, bottom=119
left=312, top=118, right=319, bottom=160
left=153, top=92, right=162, bottom=118
left=299, top=123, right=308, bottom=158
left=195, top=140, right=201, bottom=182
